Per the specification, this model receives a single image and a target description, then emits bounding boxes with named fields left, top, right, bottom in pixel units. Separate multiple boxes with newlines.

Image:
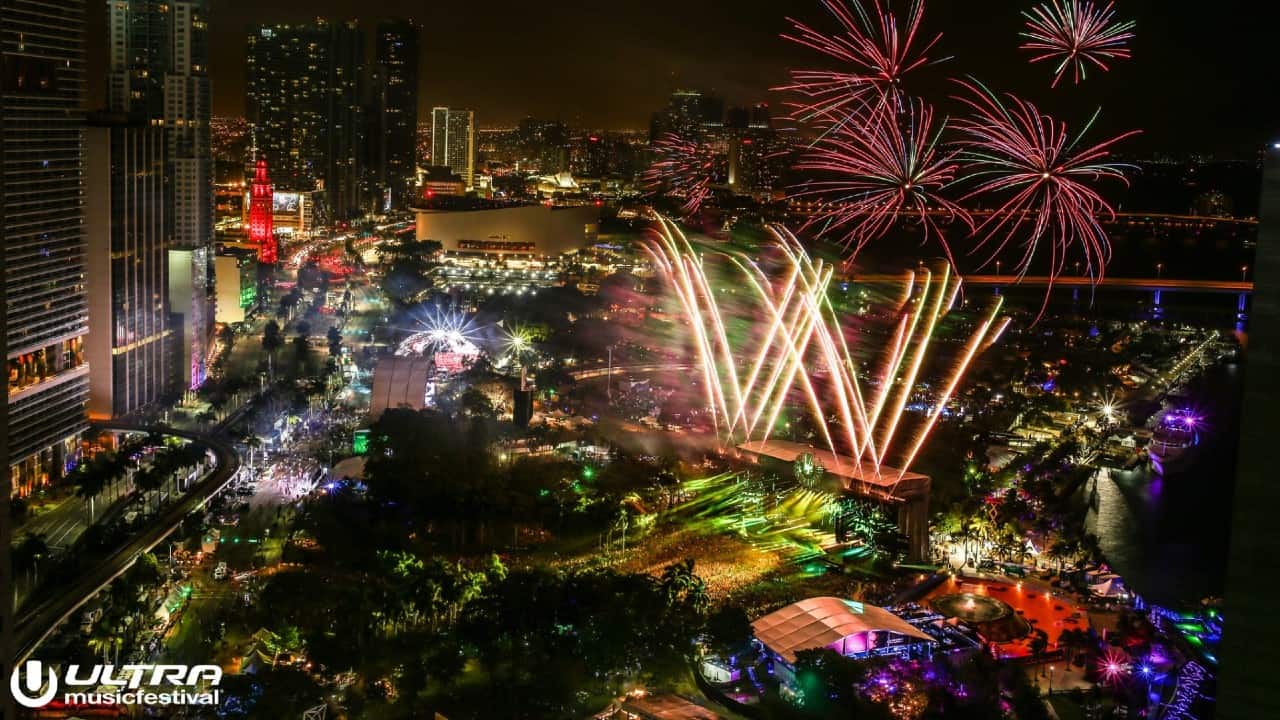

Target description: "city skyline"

left=76, top=0, right=1280, bottom=154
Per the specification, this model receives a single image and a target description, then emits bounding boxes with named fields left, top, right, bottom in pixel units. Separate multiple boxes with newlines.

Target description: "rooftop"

left=751, top=596, right=934, bottom=665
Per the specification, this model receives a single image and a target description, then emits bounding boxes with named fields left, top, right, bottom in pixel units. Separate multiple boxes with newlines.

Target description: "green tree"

left=71, top=454, right=113, bottom=523
left=704, top=605, right=752, bottom=657
left=262, top=320, right=283, bottom=379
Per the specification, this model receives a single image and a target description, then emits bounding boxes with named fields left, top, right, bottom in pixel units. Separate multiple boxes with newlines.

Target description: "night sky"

left=88, top=0, right=1277, bottom=153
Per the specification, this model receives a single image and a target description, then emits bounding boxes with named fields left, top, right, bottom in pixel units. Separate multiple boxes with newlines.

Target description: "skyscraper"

left=650, top=89, right=724, bottom=141
left=247, top=19, right=365, bottom=219
left=327, top=20, right=364, bottom=219
left=85, top=117, right=171, bottom=418
left=167, top=1, right=214, bottom=390
left=1218, top=142, right=1280, bottom=719
left=3, top=0, right=90, bottom=497
left=432, top=107, right=475, bottom=189
left=371, top=19, right=420, bottom=210
left=249, top=158, right=276, bottom=264
left=108, top=0, right=213, bottom=391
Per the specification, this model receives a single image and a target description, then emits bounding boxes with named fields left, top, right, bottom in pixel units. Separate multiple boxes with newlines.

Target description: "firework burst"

left=780, top=0, right=946, bottom=123
left=1020, top=0, right=1136, bottom=87
left=793, top=98, right=972, bottom=265
left=642, top=132, right=717, bottom=215
left=951, top=80, right=1139, bottom=315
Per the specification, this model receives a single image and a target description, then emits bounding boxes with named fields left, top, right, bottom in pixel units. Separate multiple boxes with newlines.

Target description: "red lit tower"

left=249, top=157, right=276, bottom=264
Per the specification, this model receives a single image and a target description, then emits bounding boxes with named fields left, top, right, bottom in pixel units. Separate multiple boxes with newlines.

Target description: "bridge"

left=13, top=424, right=240, bottom=666
left=853, top=274, right=1254, bottom=294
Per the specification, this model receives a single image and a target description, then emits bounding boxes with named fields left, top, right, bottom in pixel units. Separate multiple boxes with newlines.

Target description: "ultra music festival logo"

left=9, top=660, right=222, bottom=709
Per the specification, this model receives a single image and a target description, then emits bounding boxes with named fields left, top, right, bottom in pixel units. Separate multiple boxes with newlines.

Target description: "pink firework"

left=643, top=132, right=716, bottom=215
left=1098, top=647, right=1131, bottom=685
left=1021, top=0, right=1136, bottom=87
left=794, top=98, right=971, bottom=264
left=780, top=0, right=946, bottom=122
left=952, top=80, right=1138, bottom=312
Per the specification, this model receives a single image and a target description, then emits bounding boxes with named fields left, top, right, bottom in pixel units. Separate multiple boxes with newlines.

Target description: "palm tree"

left=134, top=464, right=165, bottom=516
left=87, top=622, right=123, bottom=665
left=263, top=320, right=283, bottom=379
left=71, top=455, right=110, bottom=523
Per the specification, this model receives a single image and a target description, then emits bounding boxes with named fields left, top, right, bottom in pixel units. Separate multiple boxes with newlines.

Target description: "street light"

left=1241, top=265, right=1249, bottom=282
left=1156, top=262, right=1163, bottom=279
left=1048, top=665, right=1055, bottom=696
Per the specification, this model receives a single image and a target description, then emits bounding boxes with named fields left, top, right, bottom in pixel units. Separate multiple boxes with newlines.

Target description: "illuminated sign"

left=273, top=193, right=300, bottom=213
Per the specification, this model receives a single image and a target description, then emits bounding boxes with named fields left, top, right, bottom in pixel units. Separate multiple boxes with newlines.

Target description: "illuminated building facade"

left=370, top=19, right=420, bottom=210
left=249, top=158, right=276, bottom=264
left=247, top=19, right=365, bottom=219
left=108, top=0, right=214, bottom=391
left=214, top=253, right=257, bottom=324
left=85, top=118, right=172, bottom=419
left=650, top=89, right=724, bottom=141
left=3, top=0, right=91, bottom=496
left=432, top=107, right=475, bottom=189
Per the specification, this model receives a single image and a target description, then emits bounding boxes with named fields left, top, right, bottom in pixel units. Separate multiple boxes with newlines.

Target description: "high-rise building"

left=516, top=118, right=569, bottom=175
left=108, top=0, right=213, bottom=392
left=167, top=1, right=214, bottom=391
left=370, top=19, right=420, bottom=211
left=327, top=20, right=363, bottom=219
left=3, top=0, right=90, bottom=499
left=650, top=89, right=724, bottom=141
left=106, top=0, right=169, bottom=119
left=247, top=19, right=365, bottom=219
left=249, top=158, right=276, bottom=264
left=728, top=129, right=790, bottom=199
left=1218, top=142, right=1280, bottom=719
left=432, top=107, right=475, bottom=189
left=85, top=118, right=171, bottom=418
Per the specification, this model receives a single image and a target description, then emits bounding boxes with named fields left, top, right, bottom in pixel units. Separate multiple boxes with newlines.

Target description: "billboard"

left=273, top=192, right=300, bottom=213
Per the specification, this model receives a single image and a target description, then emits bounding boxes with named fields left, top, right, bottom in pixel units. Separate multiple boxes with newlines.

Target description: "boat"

left=1148, top=408, right=1201, bottom=475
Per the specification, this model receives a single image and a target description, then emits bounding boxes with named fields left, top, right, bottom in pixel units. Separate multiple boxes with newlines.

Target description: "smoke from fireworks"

left=951, top=80, right=1139, bottom=316
left=794, top=97, right=972, bottom=265
left=780, top=0, right=946, bottom=123
left=1021, top=0, right=1136, bottom=87
left=642, top=133, right=716, bottom=215
left=646, top=217, right=1008, bottom=485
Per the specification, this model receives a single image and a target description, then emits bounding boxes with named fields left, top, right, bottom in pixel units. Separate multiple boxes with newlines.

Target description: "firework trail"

left=1021, top=0, right=1135, bottom=87
left=642, top=132, right=717, bottom=215
left=779, top=0, right=947, bottom=124
left=951, top=79, right=1139, bottom=317
left=793, top=97, right=972, bottom=266
left=646, top=217, right=1007, bottom=488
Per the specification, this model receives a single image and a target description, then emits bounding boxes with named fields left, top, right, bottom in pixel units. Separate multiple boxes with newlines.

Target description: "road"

left=15, top=492, right=125, bottom=551
left=13, top=425, right=241, bottom=665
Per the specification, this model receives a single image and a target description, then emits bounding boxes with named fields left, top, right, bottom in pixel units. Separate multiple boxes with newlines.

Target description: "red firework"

left=793, top=97, right=971, bottom=264
left=642, top=132, right=716, bottom=215
left=1021, top=0, right=1136, bottom=87
left=780, top=0, right=946, bottom=122
left=951, top=79, right=1139, bottom=311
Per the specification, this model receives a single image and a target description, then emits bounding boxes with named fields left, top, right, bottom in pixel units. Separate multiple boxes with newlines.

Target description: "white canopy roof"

left=751, top=597, right=933, bottom=664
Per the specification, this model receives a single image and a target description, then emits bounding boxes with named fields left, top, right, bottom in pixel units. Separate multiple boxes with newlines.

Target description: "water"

left=1085, top=359, right=1243, bottom=605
